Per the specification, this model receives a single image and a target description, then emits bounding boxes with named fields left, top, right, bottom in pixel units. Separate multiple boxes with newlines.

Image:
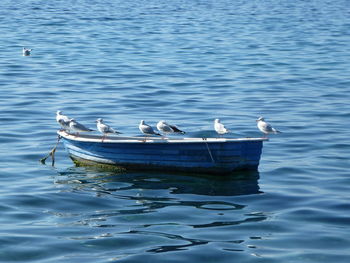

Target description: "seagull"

left=69, top=118, right=94, bottom=135
left=214, top=119, right=229, bottom=136
left=156, top=120, right=185, bottom=136
left=23, top=48, right=32, bottom=56
left=96, top=118, right=121, bottom=142
left=139, top=120, right=161, bottom=140
left=256, top=117, right=281, bottom=137
left=56, top=110, right=70, bottom=131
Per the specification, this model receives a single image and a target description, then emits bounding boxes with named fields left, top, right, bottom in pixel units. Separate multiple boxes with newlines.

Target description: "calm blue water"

left=1, top=0, right=350, bottom=262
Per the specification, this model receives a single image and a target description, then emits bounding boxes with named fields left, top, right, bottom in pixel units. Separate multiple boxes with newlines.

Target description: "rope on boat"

left=203, top=138, right=215, bottom=163
left=40, top=135, right=62, bottom=166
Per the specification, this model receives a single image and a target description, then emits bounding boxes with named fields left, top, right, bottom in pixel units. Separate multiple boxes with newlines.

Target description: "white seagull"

left=156, top=120, right=185, bottom=136
left=69, top=119, right=94, bottom=135
left=139, top=120, right=161, bottom=140
left=56, top=110, right=70, bottom=131
left=256, top=117, right=281, bottom=137
left=214, top=119, right=229, bottom=136
left=23, top=48, right=32, bottom=56
left=96, top=118, right=121, bottom=142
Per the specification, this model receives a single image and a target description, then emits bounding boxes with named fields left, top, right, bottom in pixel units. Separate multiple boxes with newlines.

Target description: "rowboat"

left=58, top=130, right=268, bottom=174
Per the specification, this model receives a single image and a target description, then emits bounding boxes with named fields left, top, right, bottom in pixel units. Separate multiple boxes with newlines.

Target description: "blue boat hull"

left=59, top=132, right=265, bottom=174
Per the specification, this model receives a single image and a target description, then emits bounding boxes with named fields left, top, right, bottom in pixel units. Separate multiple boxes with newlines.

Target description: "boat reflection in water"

left=54, top=168, right=266, bottom=254
left=56, top=167, right=261, bottom=197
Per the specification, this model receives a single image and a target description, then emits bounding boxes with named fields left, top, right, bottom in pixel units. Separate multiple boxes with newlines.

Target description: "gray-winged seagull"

left=56, top=110, right=70, bottom=131
left=23, top=48, right=32, bottom=56
left=156, top=120, right=185, bottom=136
left=256, top=117, right=281, bottom=137
left=139, top=120, right=161, bottom=141
left=214, top=119, right=229, bottom=136
left=69, top=118, right=94, bottom=135
left=96, top=118, right=121, bottom=142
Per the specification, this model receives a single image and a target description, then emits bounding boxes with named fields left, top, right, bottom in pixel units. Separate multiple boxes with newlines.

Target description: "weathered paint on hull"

left=59, top=132, right=265, bottom=175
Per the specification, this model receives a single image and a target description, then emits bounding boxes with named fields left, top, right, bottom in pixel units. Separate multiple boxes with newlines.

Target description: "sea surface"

left=0, top=0, right=350, bottom=262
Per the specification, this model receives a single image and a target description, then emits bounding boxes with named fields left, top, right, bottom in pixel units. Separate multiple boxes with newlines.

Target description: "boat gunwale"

left=57, top=130, right=269, bottom=144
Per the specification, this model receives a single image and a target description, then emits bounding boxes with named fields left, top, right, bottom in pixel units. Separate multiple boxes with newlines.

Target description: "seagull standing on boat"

left=23, top=48, right=32, bottom=56
left=214, top=119, right=229, bottom=136
left=69, top=118, right=94, bottom=135
left=139, top=120, right=161, bottom=140
left=256, top=117, right=281, bottom=137
left=156, top=120, right=185, bottom=136
left=96, top=118, right=121, bottom=142
left=56, top=110, right=70, bottom=131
